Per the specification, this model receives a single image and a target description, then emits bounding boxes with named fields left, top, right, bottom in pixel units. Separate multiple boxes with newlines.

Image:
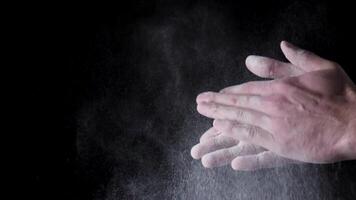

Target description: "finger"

left=213, top=119, right=275, bottom=151
left=245, top=55, right=304, bottom=78
left=231, top=151, right=298, bottom=171
left=199, top=127, right=222, bottom=143
left=220, top=80, right=274, bottom=95
left=191, top=135, right=238, bottom=159
left=280, top=41, right=335, bottom=72
left=197, top=102, right=272, bottom=128
left=201, top=142, right=266, bottom=168
left=196, top=92, right=265, bottom=111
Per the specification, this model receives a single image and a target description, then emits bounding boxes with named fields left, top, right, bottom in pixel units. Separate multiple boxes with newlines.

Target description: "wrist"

left=343, top=117, right=356, bottom=160
left=347, top=110, right=356, bottom=159
left=342, top=88, right=356, bottom=160
left=336, top=87, right=356, bottom=161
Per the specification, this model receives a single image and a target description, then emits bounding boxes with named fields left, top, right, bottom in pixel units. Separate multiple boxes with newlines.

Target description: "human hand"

left=191, top=127, right=298, bottom=170
left=192, top=41, right=356, bottom=170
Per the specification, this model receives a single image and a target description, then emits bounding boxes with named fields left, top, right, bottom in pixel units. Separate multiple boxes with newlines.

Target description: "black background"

left=28, top=0, right=356, bottom=199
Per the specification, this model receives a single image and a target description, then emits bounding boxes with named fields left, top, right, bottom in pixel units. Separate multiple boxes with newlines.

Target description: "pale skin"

left=191, top=41, right=356, bottom=171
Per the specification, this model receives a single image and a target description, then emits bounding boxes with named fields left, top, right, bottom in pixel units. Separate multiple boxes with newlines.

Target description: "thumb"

left=245, top=55, right=304, bottom=79
left=280, top=41, right=335, bottom=72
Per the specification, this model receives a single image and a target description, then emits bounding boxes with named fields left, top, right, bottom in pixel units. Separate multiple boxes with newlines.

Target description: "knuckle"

left=246, top=96, right=258, bottom=106
left=265, top=94, right=284, bottom=103
left=274, top=131, right=291, bottom=149
left=238, top=144, right=246, bottom=154
left=267, top=95, right=287, bottom=111
left=226, top=148, right=235, bottom=158
left=269, top=119, right=283, bottom=133
left=268, top=61, right=278, bottom=77
left=230, top=96, right=239, bottom=106
left=199, top=136, right=206, bottom=143
left=212, top=137, right=221, bottom=146
left=274, top=81, right=292, bottom=92
left=201, top=155, right=214, bottom=168
left=234, top=109, right=245, bottom=120
left=273, top=94, right=286, bottom=103
left=246, top=126, right=258, bottom=139
left=212, top=136, right=224, bottom=147
left=210, top=103, right=219, bottom=113
left=225, top=123, right=235, bottom=134
left=278, top=140, right=291, bottom=155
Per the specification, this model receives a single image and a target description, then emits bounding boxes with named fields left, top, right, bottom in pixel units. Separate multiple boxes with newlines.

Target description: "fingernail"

left=282, top=40, right=296, bottom=50
left=246, top=55, right=263, bottom=66
left=196, top=93, right=205, bottom=103
left=201, top=155, right=214, bottom=168
left=231, top=161, right=241, bottom=171
left=190, top=145, right=201, bottom=159
left=196, top=102, right=208, bottom=113
left=196, top=92, right=212, bottom=103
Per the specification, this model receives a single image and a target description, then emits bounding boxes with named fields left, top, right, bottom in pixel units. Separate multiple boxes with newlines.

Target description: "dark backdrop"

left=30, top=0, right=356, bottom=199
